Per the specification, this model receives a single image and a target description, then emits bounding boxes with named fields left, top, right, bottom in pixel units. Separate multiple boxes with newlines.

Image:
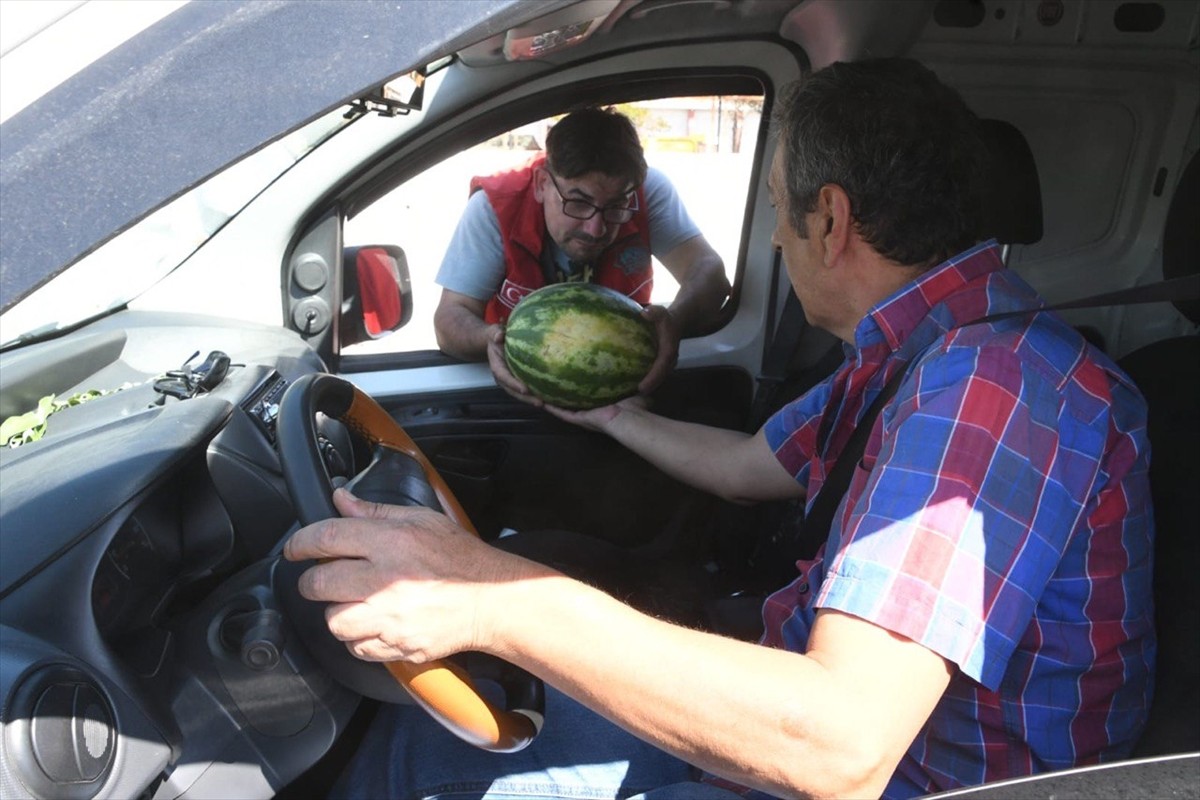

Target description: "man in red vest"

left=432, top=107, right=730, bottom=399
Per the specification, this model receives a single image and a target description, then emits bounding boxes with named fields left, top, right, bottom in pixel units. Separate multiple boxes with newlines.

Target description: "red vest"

left=470, top=154, right=653, bottom=324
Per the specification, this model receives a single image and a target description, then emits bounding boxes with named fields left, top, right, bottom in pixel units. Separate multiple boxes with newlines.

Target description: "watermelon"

left=504, top=283, right=658, bottom=409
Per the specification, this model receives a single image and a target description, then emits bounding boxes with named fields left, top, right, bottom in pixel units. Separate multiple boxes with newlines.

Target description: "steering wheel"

left=274, top=373, right=543, bottom=752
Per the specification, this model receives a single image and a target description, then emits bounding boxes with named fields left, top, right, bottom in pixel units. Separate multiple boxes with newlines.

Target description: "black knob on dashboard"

left=220, top=609, right=286, bottom=671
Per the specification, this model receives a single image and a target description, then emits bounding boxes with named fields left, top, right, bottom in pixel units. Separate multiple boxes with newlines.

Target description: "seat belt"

left=974, top=273, right=1200, bottom=323
left=749, top=291, right=807, bottom=426
left=796, top=365, right=907, bottom=554
left=749, top=250, right=804, bottom=427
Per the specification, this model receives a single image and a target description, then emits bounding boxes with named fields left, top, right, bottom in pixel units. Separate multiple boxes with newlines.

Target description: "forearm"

left=601, top=404, right=795, bottom=503
left=663, top=244, right=729, bottom=335
left=287, top=496, right=942, bottom=798
left=484, top=572, right=873, bottom=798
left=434, top=303, right=494, bottom=361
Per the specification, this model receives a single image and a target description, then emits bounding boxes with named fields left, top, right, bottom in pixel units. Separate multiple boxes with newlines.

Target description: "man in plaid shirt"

left=756, top=232, right=1155, bottom=795
left=292, top=58, right=1154, bottom=799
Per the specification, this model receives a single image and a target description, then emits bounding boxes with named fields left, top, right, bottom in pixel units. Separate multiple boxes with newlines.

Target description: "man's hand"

left=638, top=304, right=681, bottom=395
left=486, top=325, right=543, bottom=407
left=542, top=395, right=645, bottom=432
left=283, top=489, right=533, bottom=664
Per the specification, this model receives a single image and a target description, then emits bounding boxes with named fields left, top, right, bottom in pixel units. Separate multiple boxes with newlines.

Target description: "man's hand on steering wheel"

left=284, top=489, right=539, bottom=665
left=276, top=373, right=544, bottom=751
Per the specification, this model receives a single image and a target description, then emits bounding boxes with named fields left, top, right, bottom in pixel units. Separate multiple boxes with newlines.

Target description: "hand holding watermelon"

left=503, top=284, right=658, bottom=410
left=487, top=325, right=541, bottom=405
left=541, top=394, right=648, bottom=431
left=636, top=304, right=681, bottom=395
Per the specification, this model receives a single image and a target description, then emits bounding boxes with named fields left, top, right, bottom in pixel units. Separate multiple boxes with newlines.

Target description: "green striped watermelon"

left=504, top=283, right=658, bottom=409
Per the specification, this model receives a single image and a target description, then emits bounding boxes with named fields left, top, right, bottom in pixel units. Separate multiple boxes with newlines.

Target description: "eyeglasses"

left=545, top=171, right=638, bottom=225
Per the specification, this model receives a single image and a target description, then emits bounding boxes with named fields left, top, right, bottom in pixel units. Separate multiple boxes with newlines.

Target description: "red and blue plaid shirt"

left=758, top=240, right=1155, bottom=797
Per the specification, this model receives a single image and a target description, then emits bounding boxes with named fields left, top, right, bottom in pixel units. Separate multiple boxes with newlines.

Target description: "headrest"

left=1164, top=151, right=1200, bottom=325
left=977, top=118, right=1043, bottom=246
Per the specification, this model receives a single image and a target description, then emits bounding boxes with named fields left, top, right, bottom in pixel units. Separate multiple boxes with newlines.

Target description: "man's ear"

left=817, top=184, right=853, bottom=267
left=533, top=167, right=548, bottom=203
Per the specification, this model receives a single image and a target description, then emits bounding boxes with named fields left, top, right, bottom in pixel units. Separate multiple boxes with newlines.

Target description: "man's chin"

left=565, top=243, right=605, bottom=262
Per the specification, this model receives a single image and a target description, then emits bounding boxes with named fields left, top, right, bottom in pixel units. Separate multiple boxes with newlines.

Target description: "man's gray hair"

left=772, top=58, right=985, bottom=267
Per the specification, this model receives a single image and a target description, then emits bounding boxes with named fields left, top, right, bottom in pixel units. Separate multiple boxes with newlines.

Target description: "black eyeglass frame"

left=544, top=170, right=640, bottom=225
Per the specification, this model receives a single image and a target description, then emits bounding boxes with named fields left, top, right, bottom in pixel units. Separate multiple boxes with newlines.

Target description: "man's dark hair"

left=772, top=58, right=985, bottom=267
left=545, top=107, right=648, bottom=188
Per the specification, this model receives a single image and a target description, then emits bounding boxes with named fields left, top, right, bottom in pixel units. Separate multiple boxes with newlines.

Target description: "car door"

left=292, top=40, right=805, bottom=548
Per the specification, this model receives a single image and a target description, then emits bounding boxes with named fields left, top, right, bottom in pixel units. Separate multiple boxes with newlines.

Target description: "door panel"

left=382, top=366, right=752, bottom=546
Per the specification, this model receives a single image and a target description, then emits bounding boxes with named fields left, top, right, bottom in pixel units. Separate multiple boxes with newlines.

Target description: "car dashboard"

left=0, top=310, right=360, bottom=800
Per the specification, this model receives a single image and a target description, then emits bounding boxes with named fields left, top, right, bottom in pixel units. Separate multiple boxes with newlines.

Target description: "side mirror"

left=341, top=244, right=413, bottom=347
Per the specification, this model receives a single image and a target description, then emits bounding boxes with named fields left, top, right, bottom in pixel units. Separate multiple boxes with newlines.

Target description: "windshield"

left=0, top=106, right=355, bottom=351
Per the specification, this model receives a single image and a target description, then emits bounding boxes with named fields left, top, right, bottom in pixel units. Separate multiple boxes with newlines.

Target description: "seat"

left=976, top=117, right=1043, bottom=262
left=1118, top=150, right=1200, bottom=757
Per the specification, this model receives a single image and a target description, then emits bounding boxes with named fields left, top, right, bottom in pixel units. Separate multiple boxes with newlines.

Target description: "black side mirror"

left=340, top=244, right=413, bottom=347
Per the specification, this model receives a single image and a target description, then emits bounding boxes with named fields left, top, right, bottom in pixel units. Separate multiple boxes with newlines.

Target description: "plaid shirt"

left=757, top=241, right=1155, bottom=797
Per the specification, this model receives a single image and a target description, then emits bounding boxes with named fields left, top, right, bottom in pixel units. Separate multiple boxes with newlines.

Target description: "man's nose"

left=580, top=213, right=609, bottom=237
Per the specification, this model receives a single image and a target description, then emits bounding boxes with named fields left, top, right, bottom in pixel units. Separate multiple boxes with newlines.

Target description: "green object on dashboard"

left=1, top=390, right=107, bottom=448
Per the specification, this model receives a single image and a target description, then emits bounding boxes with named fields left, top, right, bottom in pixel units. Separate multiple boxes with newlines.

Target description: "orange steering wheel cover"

left=334, top=385, right=538, bottom=752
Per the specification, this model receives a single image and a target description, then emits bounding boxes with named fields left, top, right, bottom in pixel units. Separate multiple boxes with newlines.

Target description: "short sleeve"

left=815, top=346, right=1093, bottom=690
left=643, top=167, right=703, bottom=256
left=435, top=190, right=507, bottom=301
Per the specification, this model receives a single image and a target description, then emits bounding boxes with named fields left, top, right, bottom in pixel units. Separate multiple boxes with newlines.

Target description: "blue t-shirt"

left=436, top=167, right=702, bottom=301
